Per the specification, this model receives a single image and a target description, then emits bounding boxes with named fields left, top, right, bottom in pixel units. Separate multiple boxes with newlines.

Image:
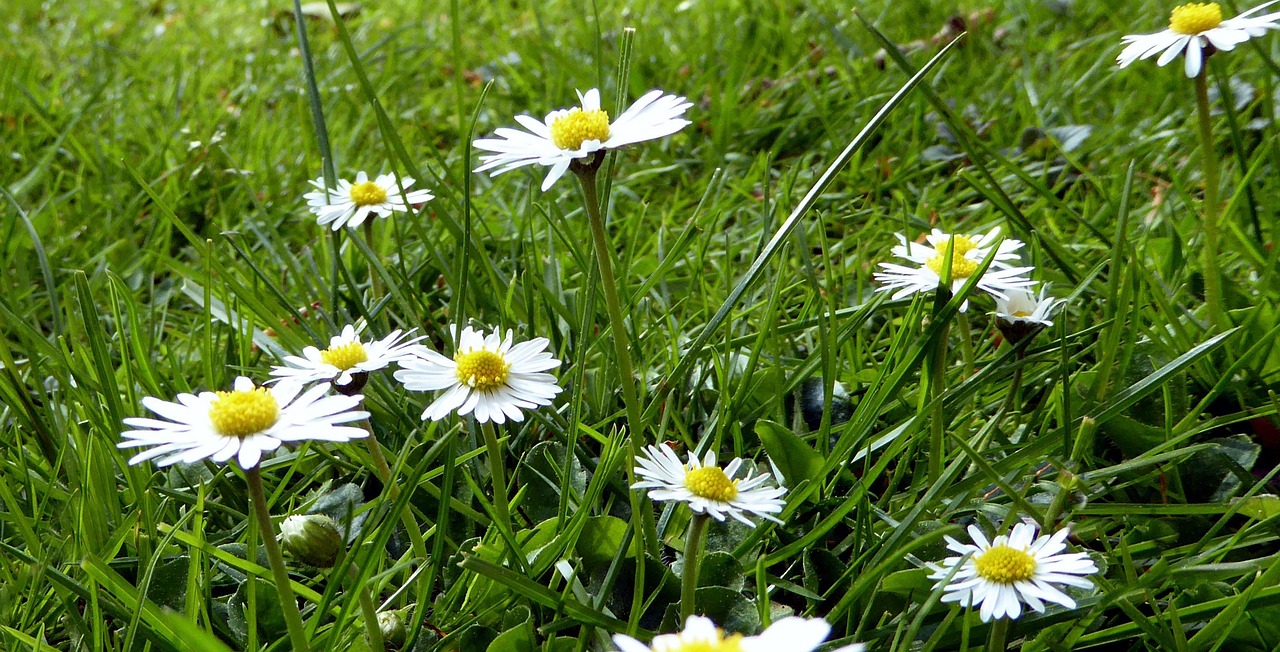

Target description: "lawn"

left=3, top=0, right=1280, bottom=650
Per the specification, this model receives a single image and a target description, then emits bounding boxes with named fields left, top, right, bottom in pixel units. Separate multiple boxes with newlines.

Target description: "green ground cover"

left=3, top=0, right=1280, bottom=649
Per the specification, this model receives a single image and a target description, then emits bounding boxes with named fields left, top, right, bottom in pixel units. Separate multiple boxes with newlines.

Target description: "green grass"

left=4, top=0, right=1280, bottom=649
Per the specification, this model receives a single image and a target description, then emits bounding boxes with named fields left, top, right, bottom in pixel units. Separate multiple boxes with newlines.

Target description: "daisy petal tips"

left=472, top=88, right=692, bottom=191
left=393, top=325, right=563, bottom=424
left=304, top=171, right=433, bottom=230
left=610, top=615, right=866, bottom=652
left=270, top=324, right=425, bottom=388
left=1116, top=2, right=1280, bottom=77
left=631, top=443, right=786, bottom=527
left=118, top=377, right=370, bottom=470
left=928, top=522, right=1099, bottom=622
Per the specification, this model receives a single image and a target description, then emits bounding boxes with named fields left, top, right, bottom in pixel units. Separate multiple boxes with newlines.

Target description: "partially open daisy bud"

left=280, top=514, right=343, bottom=568
left=375, top=609, right=408, bottom=649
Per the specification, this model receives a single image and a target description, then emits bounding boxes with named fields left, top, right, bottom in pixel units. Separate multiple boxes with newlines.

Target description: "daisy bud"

left=280, top=514, right=343, bottom=568
left=375, top=609, right=408, bottom=649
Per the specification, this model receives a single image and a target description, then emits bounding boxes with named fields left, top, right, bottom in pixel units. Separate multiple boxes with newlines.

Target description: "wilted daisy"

left=1117, top=2, right=1280, bottom=77
left=118, top=377, right=369, bottom=469
left=632, top=443, right=786, bottom=526
left=873, top=229, right=1036, bottom=310
left=929, top=522, right=1098, bottom=622
left=270, top=324, right=424, bottom=389
left=611, top=615, right=865, bottom=652
left=473, top=88, right=692, bottom=191
left=394, top=325, right=562, bottom=424
left=304, top=171, right=433, bottom=230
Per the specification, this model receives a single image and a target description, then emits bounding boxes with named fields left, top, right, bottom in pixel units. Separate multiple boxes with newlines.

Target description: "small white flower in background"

left=304, top=171, right=433, bottom=231
left=632, top=443, right=786, bottom=527
left=993, top=286, right=1063, bottom=328
left=611, top=615, right=865, bottom=652
left=473, top=88, right=692, bottom=191
left=270, top=324, right=424, bottom=388
left=928, top=522, right=1099, bottom=623
left=394, top=325, right=562, bottom=424
left=1117, top=1, right=1280, bottom=77
left=118, top=377, right=369, bottom=469
left=873, top=229, right=1036, bottom=311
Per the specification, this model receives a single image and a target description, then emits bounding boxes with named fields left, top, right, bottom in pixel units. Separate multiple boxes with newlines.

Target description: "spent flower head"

left=270, top=324, right=425, bottom=390
left=611, top=615, right=865, bottom=652
left=394, top=325, right=562, bottom=424
left=305, top=171, right=433, bottom=230
left=928, top=522, right=1099, bottom=622
left=632, top=443, right=786, bottom=527
left=473, top=88, right=692, bottom=191
left=1117, top=2, right=1280, bottom=77
left=118, top=377, right=369, bottom=469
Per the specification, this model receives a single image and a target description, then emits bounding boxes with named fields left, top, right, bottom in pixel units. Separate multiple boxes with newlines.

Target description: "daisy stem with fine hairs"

left=1193, top=67, right=1225, bottom=331
left=245, top=466, right=311, bottom=652
left=359, top=426, right=430, bottom=567
left=480, top=420, right=517, bottom=554
left=680, top=512, right=710, bottom=622
left=349, top=562, right=384, bottom=651
left=927, top=320, right=950, bottom=484
left=988, top=616, right=1010, bottom=651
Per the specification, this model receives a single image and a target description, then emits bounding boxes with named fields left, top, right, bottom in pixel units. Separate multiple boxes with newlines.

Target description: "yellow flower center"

left=973, top=544, right=1038, bottom=585
left=925, top=254, right=981, bottom=280
left=348, top=181, right=388, bottom=206
left=684, top=466, right=739, bottom=502
left=1013, top=310, right=1032, bottom=318
left=933, top=234, right=978, bottom=257
left=208, top=387, right=280, bottom=438
left=1169, top=3, right=1222, bottom=34
left=319, top=341, right=369, bottom=371
left=665, top=632, right=745, bottom=652
left=454, top=349, right=510, bottom=391
left=550, top=108, right=611, bottom=150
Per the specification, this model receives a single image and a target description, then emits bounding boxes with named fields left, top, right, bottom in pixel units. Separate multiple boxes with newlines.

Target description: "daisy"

left=393, top=325, right=562, bottom=424
left=118, top=377, right=369, bottom=469
left=993, top=286, right=1063, bottom=329
left=632, top=443, right=786, bottom=526
left=1117, top=2, right=1280, bottom=78
left=270, top=324, right=424, bottom=389
left=304, top=171, right=433, bottom=230
left=928, top=522, right=1099, bottom=622
left=473, top=88, right=692, bottom=191
left=611, top=615, right=865, bottom=652
left=873, top=229, right=1036, bottom=310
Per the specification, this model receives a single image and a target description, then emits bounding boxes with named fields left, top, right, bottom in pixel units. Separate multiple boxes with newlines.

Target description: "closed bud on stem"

left=376, top=609, right=408, bottom=649
left=280, top=514, right=343, bottom=568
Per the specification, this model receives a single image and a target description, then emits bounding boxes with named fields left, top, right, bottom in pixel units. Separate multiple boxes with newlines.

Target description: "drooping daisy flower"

left=993, top=286, right=1063, bottom=329
left=473, top=88, right=692, bottom=191
left=118, top=377, right=369, bottom=469
left=928, top=522, right=1099, bottom=622
left=873, top=229, right=1036, bottom=310
left=270, top=324, right=424, bottom=389
left=393, top=325, right=562, bottom=424
left=611, top=615, right=865, bottom=652
left=304, top=171, right=433, bottom=230
left=632, top=443, right=786, bottom=526
left=1117, top=2, right=1280, bottom=78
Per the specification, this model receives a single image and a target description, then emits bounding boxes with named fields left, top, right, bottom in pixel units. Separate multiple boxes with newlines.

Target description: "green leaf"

left=576, top=516, right=637, bottom=567
left=698, top=551, right=745, bottom=592
left=755, top=420, right=824, bottom=490
left=693, top=586, right=761, bottom=635
left=1236, top=495, right=1280, bottom=520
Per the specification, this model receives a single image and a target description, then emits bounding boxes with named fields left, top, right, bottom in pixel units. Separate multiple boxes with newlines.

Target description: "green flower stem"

left=956, top=312, right=975, bottom=378
left=1194, top=68, right=1225, bottom=331
left=360, top=431, right=430, bottom=565
left=987, top=617, right=1010, bottom=652
left=575, top=166, right=659, bottom=553
left=928, top=321, right=952, bottom=484
left=349, top=563, right=385, bottom=651
left=680, top=513, right=710, bottom=623
left=480, top=421, right=517, bottom=551
left=363, top=219, right=384, bottom=300
left=245, top=466, right=311, bottom=652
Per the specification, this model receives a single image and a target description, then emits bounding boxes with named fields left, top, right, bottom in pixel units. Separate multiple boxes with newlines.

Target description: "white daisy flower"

left=118, top=377, right=370, bottom=469
left=631, top=443, right=786, bottom=527
left=473, top=88, right=692, bottom=191
left=393, top=325, right=562, bottom=424
left=269, top=324, right=424, bottom=388
left=928, top=523, right=1099, bottom=622
left=873, top=229, right=1036, bottom=310
left=611, top=615, right=865, bottom=652
left=1117, top=2, right=1280, bottom=78
left=993, top=286, right=1063, bottom=329
left=304, top=171, right=433, bottom=230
